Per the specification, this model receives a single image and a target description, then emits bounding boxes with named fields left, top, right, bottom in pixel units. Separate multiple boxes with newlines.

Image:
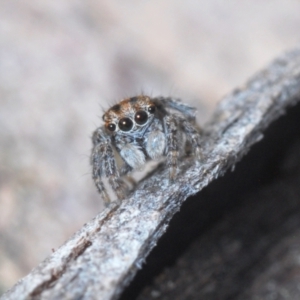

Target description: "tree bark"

left=2, top=47, right=300, bottom=300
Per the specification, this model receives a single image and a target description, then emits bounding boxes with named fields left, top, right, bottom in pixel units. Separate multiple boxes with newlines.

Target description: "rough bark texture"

left=2, top=47, right=300, bottom=300
left=131, top=104, right=300, bottom=300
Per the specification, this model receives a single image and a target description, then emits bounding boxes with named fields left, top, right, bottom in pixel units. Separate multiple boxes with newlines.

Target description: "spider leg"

left=154, top=96, right=197, bottom=123
left=176, top=116, right=202, bottom=161
left=91, top=128, right=127, bottom=205
left=163, top=115, right=179, bottom=182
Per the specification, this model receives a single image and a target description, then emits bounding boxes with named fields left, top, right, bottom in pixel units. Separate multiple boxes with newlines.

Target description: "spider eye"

left=119, top=118, right=133, bottom=131
left=107, top=123, right=116, bottom=132
left=134, top=110, right=148, bottom=125
left=148, top=105, right=156, bottom=114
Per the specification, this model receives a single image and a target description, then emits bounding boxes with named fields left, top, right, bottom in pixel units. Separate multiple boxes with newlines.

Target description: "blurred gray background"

left=0, top=0, right=299, bottom=294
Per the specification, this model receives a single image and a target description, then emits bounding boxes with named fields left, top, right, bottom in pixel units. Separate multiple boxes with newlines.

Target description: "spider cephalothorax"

left=91, top=95, right=201, bottom=205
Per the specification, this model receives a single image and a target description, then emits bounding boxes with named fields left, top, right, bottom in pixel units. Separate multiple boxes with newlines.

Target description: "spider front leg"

left=164, top=115, right=179, bottom=182
left=91, top=128, right=128, bottom=205
left=180, top=118, right=202, bottom=161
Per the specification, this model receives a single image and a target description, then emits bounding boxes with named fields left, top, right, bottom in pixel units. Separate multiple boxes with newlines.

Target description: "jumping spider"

left=91, top=95, right=201, bottom=205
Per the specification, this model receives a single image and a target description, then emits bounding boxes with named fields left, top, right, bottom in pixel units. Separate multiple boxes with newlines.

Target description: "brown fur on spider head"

left=102, top=95, right=157, bottom=134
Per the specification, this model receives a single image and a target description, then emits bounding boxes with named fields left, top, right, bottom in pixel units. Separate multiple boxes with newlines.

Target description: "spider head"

left=102, top=96, right=156, bottom=134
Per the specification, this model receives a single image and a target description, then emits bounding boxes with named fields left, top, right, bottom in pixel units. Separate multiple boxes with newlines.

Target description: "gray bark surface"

left=2, top=47, right=300, bottom=300
left=136, top=122, right=300, bottom=299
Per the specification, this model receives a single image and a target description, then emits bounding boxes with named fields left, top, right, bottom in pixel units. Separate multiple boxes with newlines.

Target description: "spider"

left=91, top=95, right=201, bottom=205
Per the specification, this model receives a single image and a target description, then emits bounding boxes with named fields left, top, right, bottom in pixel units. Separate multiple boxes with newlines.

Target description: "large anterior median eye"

left=119, top=118, right=133, bottom=131
left=134, top=110, right=148, bottom=125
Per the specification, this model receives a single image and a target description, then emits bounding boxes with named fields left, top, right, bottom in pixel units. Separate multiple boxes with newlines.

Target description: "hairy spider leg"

left=91, top=128, right=127, bottom=205
left=164, top=115, right=179, bottom=182
left=177, top=116, right=202, bottom=161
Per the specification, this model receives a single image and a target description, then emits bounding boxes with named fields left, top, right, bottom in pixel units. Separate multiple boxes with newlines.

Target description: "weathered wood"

left=2, top=47, right=300, bottom=300
left=135, top=112, right=300, bottom=299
